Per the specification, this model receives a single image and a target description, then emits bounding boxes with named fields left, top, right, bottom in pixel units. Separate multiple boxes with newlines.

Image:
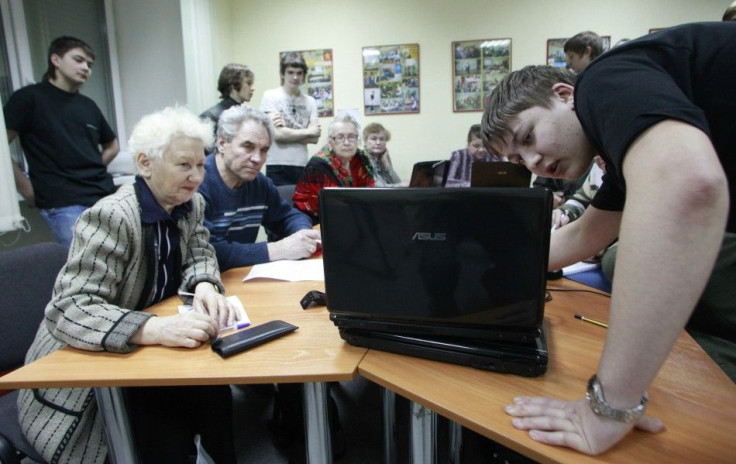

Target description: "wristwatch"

left=586, top=374, right=648, bottom=423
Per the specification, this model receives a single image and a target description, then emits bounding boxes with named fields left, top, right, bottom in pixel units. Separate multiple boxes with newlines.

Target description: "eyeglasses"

left=330, top=134, right=359, bottom=143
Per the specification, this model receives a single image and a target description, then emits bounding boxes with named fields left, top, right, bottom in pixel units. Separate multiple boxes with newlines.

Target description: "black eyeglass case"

left=211, top=320, right=299, bottom=358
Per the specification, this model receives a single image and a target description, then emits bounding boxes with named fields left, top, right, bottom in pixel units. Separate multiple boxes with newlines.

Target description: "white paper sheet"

left=242, top=259, right=325, bottom=282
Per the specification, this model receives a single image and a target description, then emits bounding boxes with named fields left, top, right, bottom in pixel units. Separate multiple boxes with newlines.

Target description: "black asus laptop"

left=339, top=327, right=548, bottom=377
left=470, top=162, right=532, bottom=188
left=408, top=160, right=450, bottom=187
left=318, top=187, right=552, bottom=374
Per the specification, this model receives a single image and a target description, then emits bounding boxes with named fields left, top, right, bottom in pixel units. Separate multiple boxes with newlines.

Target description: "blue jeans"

left=40, top=205, right=88, bottom=248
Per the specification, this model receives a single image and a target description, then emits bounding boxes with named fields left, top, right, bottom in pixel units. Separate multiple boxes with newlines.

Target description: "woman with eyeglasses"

left=293, top=113, right=376, bottom=222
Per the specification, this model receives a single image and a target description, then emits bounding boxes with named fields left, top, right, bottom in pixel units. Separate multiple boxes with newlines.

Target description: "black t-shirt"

left=3, top=81, right=116, bottom=208
left=576, top=22, right=736, bottom=232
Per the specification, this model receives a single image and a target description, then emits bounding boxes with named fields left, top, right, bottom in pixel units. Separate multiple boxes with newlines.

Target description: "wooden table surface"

left=3, top=268, right=734, bottom=463
left=359, top=278, right=736, bottom=463
left=0, top=269, right=363, bottom=388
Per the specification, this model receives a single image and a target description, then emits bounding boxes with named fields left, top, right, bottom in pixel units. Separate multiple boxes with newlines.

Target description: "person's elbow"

left=674, top=165, right=729, bottom=224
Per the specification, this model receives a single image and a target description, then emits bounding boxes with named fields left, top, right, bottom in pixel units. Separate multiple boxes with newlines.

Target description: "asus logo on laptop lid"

left=412, top=232, right=446, bottom=241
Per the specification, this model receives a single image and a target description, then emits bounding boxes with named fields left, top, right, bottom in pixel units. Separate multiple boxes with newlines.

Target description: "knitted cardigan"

left=18, top=183, right=223, bottom=464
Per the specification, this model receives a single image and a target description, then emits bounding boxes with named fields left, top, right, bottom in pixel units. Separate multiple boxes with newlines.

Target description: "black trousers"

left=266, top=165, right=305, bottom=186
left=126, top=385, right=236, bottom=463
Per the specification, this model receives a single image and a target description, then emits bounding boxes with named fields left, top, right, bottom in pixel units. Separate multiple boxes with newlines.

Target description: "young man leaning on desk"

left=482, top=22, right=736, bottom=455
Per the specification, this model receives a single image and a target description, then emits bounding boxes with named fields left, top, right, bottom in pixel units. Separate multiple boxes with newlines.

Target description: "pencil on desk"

left=574, top=314, right=608, bottom=328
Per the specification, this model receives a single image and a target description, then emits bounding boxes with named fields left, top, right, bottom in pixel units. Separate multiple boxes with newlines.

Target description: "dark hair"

left=563, top=31, right=604, bottom=60
left=481, top=65, right=576, bottom=156
left=43, top=36, right=95, bottom=81
left=279, top=52, right=308, bottom=76
left=217, top=63, right=254, bottom=99
left=467, top=124, right=482, bottom=144
left=724, top=1, right=736, bottom=21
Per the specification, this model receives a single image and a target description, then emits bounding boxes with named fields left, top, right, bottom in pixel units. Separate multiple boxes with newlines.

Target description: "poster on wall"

left=452, top=38, right=511, bottom=112
left=547, top=36, right=611, bottom=67
left=546, top=38, right=568, bottom=68
left=362, top=43, right=420, bottom=115
left=279, top=48, right=334, bottom=117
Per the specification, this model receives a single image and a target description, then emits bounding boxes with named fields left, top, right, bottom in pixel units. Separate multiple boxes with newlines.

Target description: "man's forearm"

left=549, top=206, right=620, bottom=269
left=12, top=160, right=34, bottom=204
left=272, top=126, right=316, bottom=144
left=597, top=121, right=729, bottom=408
left=101, top=139, right=120, bottom=165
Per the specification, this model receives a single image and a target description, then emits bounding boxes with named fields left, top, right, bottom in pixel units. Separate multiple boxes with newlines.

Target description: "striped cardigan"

left=18, top=183, right=224, bottom=464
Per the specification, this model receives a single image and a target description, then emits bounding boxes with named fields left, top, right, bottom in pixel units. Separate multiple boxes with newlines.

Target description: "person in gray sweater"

left=18, top=107, right=240, bottom=463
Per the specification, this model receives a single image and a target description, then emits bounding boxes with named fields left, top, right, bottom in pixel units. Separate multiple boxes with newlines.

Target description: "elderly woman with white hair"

left=18, top=106, right=239, bottom=463
left=294, top=112, right=376, bottom=221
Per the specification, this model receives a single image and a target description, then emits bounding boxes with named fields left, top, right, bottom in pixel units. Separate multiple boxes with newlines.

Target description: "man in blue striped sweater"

left=198, top=104, right=320, bottom=271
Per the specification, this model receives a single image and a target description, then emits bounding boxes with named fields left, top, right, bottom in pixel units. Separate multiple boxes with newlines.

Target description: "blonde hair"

left=128, top=106, right=214, bottom=160
left=363, top=122, right=391, bottom=141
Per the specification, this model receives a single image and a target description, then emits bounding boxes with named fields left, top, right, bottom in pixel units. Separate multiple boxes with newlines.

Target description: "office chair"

left=0, top=242, right=68, bottom=464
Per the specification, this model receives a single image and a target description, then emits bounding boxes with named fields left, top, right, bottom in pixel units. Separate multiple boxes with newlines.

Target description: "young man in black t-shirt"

left=4, top=36, right=119, bottom=247
left=482, top=22, right=736, bottom=456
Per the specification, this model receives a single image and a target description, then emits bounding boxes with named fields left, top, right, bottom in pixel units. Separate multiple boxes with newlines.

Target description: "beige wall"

left=112, top=0, right=188, bottom=144
left=208, top=0, right=725, bottom=180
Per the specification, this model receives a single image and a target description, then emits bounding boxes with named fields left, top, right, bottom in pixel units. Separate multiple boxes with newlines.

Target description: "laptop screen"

left=319, top=187, right=552, bottom=332
left=470, top=162, right=532, bottom=188
left=408, top=160, right=449, bottom=187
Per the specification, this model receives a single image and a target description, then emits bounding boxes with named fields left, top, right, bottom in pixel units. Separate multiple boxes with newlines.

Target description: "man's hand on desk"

left=131, top=312, right=217, bottom=348
left=267, top=228, right=322, bottom=261
left=504, top=396, right=664, bottom=455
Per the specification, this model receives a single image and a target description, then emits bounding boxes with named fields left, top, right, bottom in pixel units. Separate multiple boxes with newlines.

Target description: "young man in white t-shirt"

left=260, top=52, right=321, bottom=186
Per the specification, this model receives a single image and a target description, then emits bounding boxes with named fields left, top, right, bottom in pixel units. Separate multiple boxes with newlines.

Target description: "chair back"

left=0, top=243, right=67, bottom=372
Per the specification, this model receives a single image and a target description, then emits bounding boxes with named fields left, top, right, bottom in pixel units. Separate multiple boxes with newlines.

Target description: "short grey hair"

left=217, top=104, right=273, bottom=143
left=128, top=106, right=214, bottom=160
left=328, top=112, right=360, bottom=137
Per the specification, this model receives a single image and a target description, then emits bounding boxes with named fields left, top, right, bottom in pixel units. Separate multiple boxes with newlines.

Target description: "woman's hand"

left=193, top=282, right=238, bottom=330
left=131, top=312, right=217, bottom=348
left=505, top=396, right=664, bottom=455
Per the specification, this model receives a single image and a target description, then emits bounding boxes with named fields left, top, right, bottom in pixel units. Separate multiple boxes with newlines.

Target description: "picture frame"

left=362, top=43, right=420, bottom=115
left=452, top=38, right=511, bottom=112
left=279, top=48, right=334, bottom=117
left=547, top=36, right=611, bottom=67
left=546, top=38, right=568, bottom=68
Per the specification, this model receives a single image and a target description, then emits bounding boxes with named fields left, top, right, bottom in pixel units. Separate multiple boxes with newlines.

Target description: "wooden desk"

left=0, top=269, right=364, bottom=464
left=359, top=278, right=736, bottom=463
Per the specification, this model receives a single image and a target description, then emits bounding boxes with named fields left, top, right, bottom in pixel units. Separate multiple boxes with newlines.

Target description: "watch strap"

left=586, top=374, right=648, bottom=423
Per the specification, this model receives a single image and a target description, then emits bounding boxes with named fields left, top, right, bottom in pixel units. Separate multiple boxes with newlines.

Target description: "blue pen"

left=219, top=321, right=251, bottom=333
